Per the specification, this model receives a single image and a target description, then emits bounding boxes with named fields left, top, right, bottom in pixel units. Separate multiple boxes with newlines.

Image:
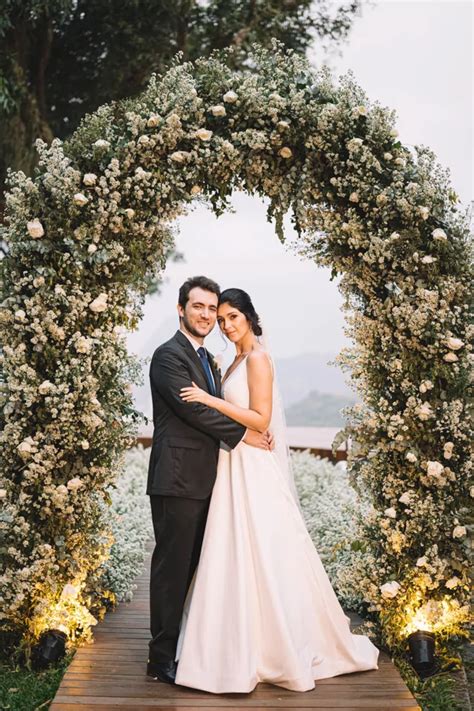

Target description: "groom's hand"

left=244, top=429, right=275, bottom=451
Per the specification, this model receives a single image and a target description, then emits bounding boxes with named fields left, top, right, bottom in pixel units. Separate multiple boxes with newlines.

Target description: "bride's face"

left=217, top=302, right=251, bottom=342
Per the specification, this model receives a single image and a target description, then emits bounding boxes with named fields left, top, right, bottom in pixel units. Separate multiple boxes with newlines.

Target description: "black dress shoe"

left=146, top=659, right=177, bottom=684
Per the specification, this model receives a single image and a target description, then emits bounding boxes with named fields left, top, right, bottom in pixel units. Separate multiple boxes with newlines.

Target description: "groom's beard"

left=181, top=314, right=214, bottom=339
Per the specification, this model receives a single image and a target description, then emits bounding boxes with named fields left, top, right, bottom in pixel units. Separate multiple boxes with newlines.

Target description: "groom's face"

left=178, top=287, right=218, bottom=339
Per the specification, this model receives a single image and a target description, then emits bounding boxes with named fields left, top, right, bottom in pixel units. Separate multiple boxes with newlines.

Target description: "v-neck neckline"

left=222, top=354, right=249, bottom=387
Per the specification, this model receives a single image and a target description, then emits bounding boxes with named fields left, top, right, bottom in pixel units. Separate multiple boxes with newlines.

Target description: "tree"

left=0, top=0, right=362, bottom=214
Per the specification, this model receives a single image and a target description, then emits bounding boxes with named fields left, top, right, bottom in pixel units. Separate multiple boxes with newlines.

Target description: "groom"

left=146, top=275, right=273, bottom=684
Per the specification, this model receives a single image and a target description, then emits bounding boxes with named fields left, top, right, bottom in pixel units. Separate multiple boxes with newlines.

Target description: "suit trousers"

left=148, top=494, right=211, bottom=663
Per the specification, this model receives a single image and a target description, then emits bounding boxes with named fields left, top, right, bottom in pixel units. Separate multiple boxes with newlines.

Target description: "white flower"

left=349, top=192, right=359, bottom=203
left=427, top=461, right=444, bottom=478
left=277, top=120, right=290, bottom=130
left=195, top=128, right=213, bottom=141
left=75, top=336, right=92, bottom=354
left=416, top=556, right=427, bottom=567
left=0, top=488, right=7, bottom=499
left=190, top=185, right=202, bottom=195
left=60, top=583, right=78, bottom=600
left=279, top=146, right=292, bottom=158
left=124, top=208, right=135, bottom=219
left=170, top=151, right=189, bottom=163
left=88, top=244, right=97, bottom=254
left=419, top=380, right=433, bottom=393
left=27, top=219, right=45, bottom=238
left=384, top=152, right=393, bottom=161
left=389, top=128, right=399, bottom=138
left=445, top=576, right=461, bottom=589
left=223, top=90, right=238, bottom=103
left=15, top=309, right=26, bottom=321
left=399, top=491, right=412, bottom=505
left=380, top=580, right=400, bottom=599
left=138, top=134, right=150, bottom=145
left=443, top=442, right=454, bottom=459
left=406, top=452, right=417, bottom=463
left=421, top=255, right=436, bottom=264
left=210, top=104, right=226, bottom=117
left=93, top=139, right=110, bottom=149
left=416, top=402, right=433, bottom=421
left=67, top=477, right=84, bottom=491
left=38, top=380, right=54, bottom=395
left=147, top=114, right=160, bottom=128
left=83, top=173, right=97, bottom=186
left=81, top=440, right=90, bottom=450
left=73, top=192, right=89, bottom=206
left=353, top=105, right=367, bottom=117
left=17, top=437, right=35, bottom=458
left=384, top=507, right=397, bottom=519
left=446, top=337, right=464, bottom=350
left=418, top=206, right=430, bottom=220
left=432, top=228, right=447, bottom=241
left=394, top=157, right=406, bottom=167
left=443, top=352, right=458, bottom=363
left=452, top=525, right=466, bottom=538
left=470, top=486, right=474, bottom=498
left=89, top=293, right=108, bottom=313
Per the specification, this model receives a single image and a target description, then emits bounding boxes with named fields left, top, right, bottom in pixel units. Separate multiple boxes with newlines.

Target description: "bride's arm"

left=180, top=351, right=273, bottom=433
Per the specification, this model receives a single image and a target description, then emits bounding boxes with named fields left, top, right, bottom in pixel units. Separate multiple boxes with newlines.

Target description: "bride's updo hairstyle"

left=219, top=288, right=263, bottom=336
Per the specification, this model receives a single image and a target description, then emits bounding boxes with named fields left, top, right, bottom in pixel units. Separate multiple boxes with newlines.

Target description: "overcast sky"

left=128, top=0, right=473, bottom=366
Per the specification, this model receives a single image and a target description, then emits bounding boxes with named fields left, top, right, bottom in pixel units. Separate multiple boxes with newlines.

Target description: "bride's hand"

left=180, top=382, right=213, bottom=407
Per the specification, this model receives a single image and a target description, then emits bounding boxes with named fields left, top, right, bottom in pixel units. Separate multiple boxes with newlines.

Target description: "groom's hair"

left=178, top=276, right=221, bottom=308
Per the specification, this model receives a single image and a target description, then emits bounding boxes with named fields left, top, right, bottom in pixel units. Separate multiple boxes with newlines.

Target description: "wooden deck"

left=50, top=554, right=420, bottom=711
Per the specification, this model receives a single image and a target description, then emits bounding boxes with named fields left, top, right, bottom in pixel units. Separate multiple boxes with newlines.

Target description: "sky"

left=128, top=0, right=473, bottom=367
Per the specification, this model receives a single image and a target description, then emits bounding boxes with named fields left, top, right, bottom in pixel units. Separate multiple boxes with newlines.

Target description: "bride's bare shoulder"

left=246, top=349, right=273, bottom=370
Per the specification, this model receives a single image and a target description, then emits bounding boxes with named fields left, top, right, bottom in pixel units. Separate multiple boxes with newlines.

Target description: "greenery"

left=0, top=0, right=363, bottom=215
left=0, top=653, right=72, bottom=711
left=0, top=42, right=471, bottom=667
left=286, top=389, right=356, bottom=426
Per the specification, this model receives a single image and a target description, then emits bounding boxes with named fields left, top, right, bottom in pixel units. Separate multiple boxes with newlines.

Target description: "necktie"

left=197, top=347, right=216, bottom=396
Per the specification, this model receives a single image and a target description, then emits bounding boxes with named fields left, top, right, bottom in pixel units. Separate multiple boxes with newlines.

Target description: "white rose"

left=73, top=192, right=89, bottom=206
left=418, top=206, right=430, bottom=220
left=384, top=152, right=393, bottom=161
left=138, top=134, right=150, bottom=145
left=380, top=581, right=400, bottom=599
left=190, top=185, right=202, bottom=195
left=416, top=403, right=433, bottom=421
left=83, top=173, right=97, bottom=186
left=277, top=120, right=290, bottom=130
left=27, top=219, right=45, bottom=238
left=18, top=437, right=34, bottom=458
left=394, top=157, right=406, bottom=167
left=279, top=147, right=292, bottom=159
left=443, top=442, right=454, bottom=459
left=195, top=128, right=213, bottom=141
left=452, top=525, right=466, bottom=538
left=81, top=440, right=90, bottom=450
left=389, top=128, right=399, bottom=138
left=210, top=105, right=226, bottom=117
left=406, top=452, right=417, bottom=463
left=223, top=90, right=238, bottom=103
left=446, top=337, right=464, bottom=350
left=349, top=192, right=359, bottom=203
left=399, top=491, right=412, bottom=505
left=89, top=293, right=108, bottom=313
left=38, top=380, right=54, bottom=395
left=15, top=309, right=26, bottom=321
left=75, top=336, right=92, bottom=354
left=445, top=577, right=461, bottom=589
left=124, top=208, right=135, bottom=219
left=87, top=244, right=97, bottom=254
left=147, top=115, right=160, bottom=128
left=67, top=477, right=84, bottom=491
left=93, top=139, right=110, bottom=149
left=427, top=461, right=444, bottom=478
left=443, top=352, right=458, bottom=363
left=432, top=228, right=447, bottom=241
left=416, top=557, right=427, bottom=567
left=384, top=507, right=397, bottom=519
left=170, top=151, right=189, bottom=163
left=421, top=255, right=436, bottom=264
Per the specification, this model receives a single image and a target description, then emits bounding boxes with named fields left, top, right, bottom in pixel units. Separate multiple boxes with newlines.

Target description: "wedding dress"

left=174, top=354, right=379, bottom=693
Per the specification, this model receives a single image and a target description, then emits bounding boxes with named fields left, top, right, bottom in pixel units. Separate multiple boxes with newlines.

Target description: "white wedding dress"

left=175, top=355, right=379, bottom=693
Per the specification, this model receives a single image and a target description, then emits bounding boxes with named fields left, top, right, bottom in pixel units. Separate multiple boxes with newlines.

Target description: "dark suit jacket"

left=147, top=330, right=246, bottom=498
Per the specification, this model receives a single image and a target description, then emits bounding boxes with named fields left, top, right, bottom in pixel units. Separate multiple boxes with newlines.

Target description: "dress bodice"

left=222, top=356, right=250, bottom=409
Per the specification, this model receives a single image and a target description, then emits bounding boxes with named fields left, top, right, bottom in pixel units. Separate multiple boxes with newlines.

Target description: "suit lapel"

left=207, top=350, right=222, bottom=397
left=173, top=330, right=214, bottom=395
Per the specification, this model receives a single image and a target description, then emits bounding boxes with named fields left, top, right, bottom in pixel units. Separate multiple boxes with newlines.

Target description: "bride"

left=174, top=288, right=379, bottom=693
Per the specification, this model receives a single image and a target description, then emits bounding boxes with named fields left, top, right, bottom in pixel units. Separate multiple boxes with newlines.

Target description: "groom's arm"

left=151, top=348, right=246, bottom=449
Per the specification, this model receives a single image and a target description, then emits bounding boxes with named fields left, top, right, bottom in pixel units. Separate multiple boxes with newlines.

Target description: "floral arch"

left=0, top=44, right=471, bottom=652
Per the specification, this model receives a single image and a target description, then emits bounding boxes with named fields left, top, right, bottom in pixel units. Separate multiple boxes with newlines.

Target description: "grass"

left=0, top=654, right=73, bottom=711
